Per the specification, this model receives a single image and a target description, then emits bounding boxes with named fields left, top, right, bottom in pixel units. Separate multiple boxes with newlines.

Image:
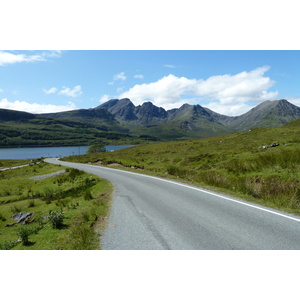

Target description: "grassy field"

left=64, top=119, right=300, bottom=215
left=0, top=159, right=34, bottom=169
left=0, top=161, right=112, bottom=250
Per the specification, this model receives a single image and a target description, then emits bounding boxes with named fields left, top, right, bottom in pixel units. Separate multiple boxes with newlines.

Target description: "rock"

left=5, top=223, right=16, bottom=227
left=270, top=142, right=279, bottom=147
left=11, top=212, right=33, bottom=225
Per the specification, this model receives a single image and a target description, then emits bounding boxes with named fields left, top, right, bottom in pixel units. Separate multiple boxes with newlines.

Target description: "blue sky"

left=1, top=50, right=300, bottom=116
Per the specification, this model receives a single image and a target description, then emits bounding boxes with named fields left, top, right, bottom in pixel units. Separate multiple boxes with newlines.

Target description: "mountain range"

left=1, top=98, right=300, bottom=147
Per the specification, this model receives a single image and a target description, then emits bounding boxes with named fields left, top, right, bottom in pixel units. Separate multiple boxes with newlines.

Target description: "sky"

left=1, top=50, right=300, bottom=116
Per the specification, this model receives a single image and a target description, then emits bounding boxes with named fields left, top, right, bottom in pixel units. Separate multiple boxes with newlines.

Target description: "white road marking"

left=54, top=158, right=300, bottom=223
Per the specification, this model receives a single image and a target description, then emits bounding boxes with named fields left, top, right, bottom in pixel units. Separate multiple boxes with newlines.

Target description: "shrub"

left=48, top=210, right=65, bottom=229
left=68, top=225, right=98, bottom=250
left=27, top=200, right=35, bottom=208
left=10, top=205, right=22, bottom=214
left=0, top=240, right=16, bottom=250
left=84, top=190, right=93, bottom=200
left=0, top=212, right=6, bottom=221
left=16, top=227, right=32, bottom=245
left=69, top=168, right=83, bottom=180
left=43, top=187, right=57, bottom=201
left=86, top=144, right=106, bottom=154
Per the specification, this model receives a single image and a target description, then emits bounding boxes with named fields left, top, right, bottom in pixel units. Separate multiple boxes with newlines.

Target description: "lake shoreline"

left=0, top=145, right=135, bottom=160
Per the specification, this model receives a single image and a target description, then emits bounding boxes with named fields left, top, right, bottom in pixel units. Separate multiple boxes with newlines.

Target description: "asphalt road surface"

left=45, top=158, right=300, bottom=250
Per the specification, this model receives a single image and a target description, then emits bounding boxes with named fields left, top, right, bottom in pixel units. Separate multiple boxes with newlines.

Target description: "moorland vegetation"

left=0, top=161, right=111, bottom=249
left=64, top=119, right=300, bottom=215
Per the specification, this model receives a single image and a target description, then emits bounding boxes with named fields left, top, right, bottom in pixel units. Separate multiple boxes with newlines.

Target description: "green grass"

left=0, top=159, right=35, bottom=169
left=64, top=120, right=300, bottom=215
left=0, top=160, right=112, bottom=250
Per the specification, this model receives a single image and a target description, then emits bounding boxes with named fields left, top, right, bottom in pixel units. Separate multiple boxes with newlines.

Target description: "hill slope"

left=65, top=118, right=300, bottom=214
left=204, top=99, right=300, bottom=131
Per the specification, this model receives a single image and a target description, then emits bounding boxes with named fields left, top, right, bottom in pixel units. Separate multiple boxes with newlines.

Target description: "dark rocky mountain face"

left=99, top=98, right=137, bottom=122
left=99, top=99, right=233, bottom=137
left=99, top=98, right=168, bottom=125
left=135, top=102, right=168, bottom=125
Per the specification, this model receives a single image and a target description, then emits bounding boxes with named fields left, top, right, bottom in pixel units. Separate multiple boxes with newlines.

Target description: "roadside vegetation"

left=64, top=119, right=300, bottom=215
left=0, top=161, right=112, bottom=250
left=0, top=159, right=34, bottom=169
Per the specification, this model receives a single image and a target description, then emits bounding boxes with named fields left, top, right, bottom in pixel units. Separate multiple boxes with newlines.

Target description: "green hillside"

left=64, top=120, right=300, bottom=214
left=0, top=113, right=150, bottom=148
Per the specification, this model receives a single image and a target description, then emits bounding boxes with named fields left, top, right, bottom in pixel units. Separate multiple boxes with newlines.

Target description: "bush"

left=0, top=240, right=17, bottom=250
left=68, top=225, right=98, bottom=250
left=86, top=144, right=106, bottom=154
left=17, top=227, right=32, bottom=245
left=10, top=205, right=22, bottom=214
left=0, top=212, right=6, bottom=221
left=48, top=210, right=65, bottom=229
left=84, top=190, right=93, bottom=200
left=27, top=200, right=35, bottom=208
left=69, top=168, right=83, bottom=180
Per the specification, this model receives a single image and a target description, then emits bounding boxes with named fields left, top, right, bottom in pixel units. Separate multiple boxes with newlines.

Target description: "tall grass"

left=63, top=123, right=300, bottom=213
left=0, top=159, right=112, bottom=249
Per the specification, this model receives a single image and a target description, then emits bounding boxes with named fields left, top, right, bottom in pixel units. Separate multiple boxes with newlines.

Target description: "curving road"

left=45, top=158, right=300, bottom=250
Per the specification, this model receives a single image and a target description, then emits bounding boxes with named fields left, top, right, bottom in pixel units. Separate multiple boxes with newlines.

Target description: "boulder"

left=270, top=142, right=279, bottom=147
left=11, top=212, right=33, bottom=225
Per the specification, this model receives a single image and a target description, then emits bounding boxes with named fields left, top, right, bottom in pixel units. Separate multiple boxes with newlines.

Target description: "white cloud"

left=0, top=88, right=3, bottom=93
left=164, top=64, right=176, bottom=68
left=286, top=97, right=300, bottom=107
left=0, top=98, right=77, bottom=114
left=113, top=72, right=126, bottom=81
left=58, top=85, right=82, bottom=98
left=120, top=74, right=197, bottom=109
left=120, top=66, right=278, bottom=115
left=99, top=94, right=110, bottom=104
left=43, top=50, right=62, bottom=58
left=194, top=66, right=277, bottom=105
left=134, top=74, right=144, bottom=79
left=0, top=50, right=62, bottom=66
left=43, top=87, right=58, bottom=94
left=204, top=102, right=254, bottom=116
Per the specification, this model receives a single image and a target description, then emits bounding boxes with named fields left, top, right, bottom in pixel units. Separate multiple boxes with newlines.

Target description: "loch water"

left=0, top=145, right=134, bottom=160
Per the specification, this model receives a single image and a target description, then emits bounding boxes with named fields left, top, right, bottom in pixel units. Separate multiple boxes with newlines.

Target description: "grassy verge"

left=0, top=160, right=112, bottom=250
left=63, top=120, right=300, bottom=215
left=0, top=159, right=36, bottom=169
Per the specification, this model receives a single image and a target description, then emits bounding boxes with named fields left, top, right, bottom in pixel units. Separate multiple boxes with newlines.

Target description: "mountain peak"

left=209, top=99, right=300, bottom=131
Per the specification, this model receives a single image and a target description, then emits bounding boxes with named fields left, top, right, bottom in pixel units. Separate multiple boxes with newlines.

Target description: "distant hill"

left=204, top=99, right=300, bottom=131
left=0, top=98, right=299, bottom=147
left=0, top=108, right=35, bottom=122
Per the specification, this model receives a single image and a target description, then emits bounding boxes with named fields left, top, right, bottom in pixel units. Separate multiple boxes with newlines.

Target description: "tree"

left=86, top=144, right=106, bottom=154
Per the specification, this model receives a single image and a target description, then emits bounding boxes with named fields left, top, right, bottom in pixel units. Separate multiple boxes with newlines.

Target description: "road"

left=45, top=158, right=300, bottom=250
